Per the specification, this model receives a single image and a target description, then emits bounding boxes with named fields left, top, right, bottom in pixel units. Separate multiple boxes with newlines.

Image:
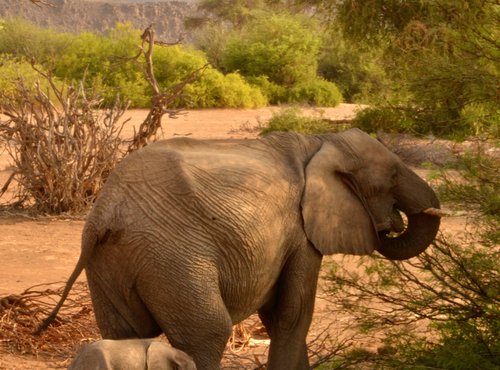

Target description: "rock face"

left=0, top=0, right=195, bottom=41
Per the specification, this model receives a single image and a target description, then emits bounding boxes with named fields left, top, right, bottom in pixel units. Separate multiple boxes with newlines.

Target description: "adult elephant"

left=37, top=129, right=441, bottom=370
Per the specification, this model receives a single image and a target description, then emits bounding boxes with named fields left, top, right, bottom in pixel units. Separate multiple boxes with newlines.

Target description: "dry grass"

left=0, top=282, right=99, bottom=359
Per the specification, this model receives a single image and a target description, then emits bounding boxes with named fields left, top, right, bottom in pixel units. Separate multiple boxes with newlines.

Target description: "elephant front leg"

left=258, top=248, right=322, bottom=370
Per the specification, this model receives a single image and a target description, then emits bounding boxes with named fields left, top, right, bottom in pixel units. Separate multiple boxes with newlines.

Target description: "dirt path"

left=0, top=105, right=466, bottom=369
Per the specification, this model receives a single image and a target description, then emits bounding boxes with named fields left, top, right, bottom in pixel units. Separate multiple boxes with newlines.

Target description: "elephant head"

left=302, top=128, right=441, bottom=260
left=147, top=341, right=197, bottom=370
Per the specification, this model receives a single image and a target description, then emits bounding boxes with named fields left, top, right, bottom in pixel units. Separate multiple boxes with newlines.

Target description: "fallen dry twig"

left=0, top=282, right=99, bottom=359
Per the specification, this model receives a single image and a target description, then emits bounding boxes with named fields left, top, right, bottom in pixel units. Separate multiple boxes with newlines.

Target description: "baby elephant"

left=68, top=339, right=196, bottom=370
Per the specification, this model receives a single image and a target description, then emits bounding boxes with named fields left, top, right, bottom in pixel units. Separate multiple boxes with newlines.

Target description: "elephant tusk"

left=423, top=207, right=448, bottom=217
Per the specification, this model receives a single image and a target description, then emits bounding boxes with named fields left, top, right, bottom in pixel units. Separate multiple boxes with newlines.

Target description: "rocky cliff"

left=0, top=0, right=195, bottom=41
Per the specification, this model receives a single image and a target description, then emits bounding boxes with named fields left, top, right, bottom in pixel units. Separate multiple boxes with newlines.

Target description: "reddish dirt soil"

left=0, top=105, right=467, bottom=369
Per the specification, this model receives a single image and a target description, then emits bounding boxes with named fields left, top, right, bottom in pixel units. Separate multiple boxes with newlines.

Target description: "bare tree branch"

left=126, top=25, right=208, bottom=154
left=29, top=0, right=54, bottom=7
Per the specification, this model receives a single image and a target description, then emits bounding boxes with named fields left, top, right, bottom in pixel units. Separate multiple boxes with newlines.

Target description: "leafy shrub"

left=353, top=104, right=497, bottom=140
left=353, top=106, right=418, bottom=134
left=52, top=24, right=150, bottom=107
left=334, top=0, right=499, bottom=137
left=260, top=107, right=335, bottom=136
left=183, top=69, right=267, bottom=108
left=0, top=20, right=267, bottom=109
left=246, top=75, right=287, bottom=105
left=0, top=18, right=71, bottom=64
left=154, top=46, right=267, bottom=109
left=318, top=27, right=389, bottom=103
left=0, top=55, right=61, bottom=105
left=286, top=79, right=343, bottom=107
left=221, top=12, right=321, bottom=86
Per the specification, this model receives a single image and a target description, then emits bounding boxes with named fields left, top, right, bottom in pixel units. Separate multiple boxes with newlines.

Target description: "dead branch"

left=29, top=0, right=54, bottom=7
left=126, top=25, right=208, bottom=154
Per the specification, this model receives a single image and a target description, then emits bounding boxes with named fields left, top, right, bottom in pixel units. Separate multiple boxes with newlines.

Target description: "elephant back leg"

left=137, top=263, right=233, bottom=370
left=86, top=256, right=162, bottom=339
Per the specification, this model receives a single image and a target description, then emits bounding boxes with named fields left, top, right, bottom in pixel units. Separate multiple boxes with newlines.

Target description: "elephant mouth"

left=376, top=208, right=406, bottom=235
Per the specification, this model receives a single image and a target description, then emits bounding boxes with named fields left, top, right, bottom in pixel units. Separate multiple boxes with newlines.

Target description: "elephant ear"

left=302, top=142, right=378, bottom=255
left=146, top=342, right=197, bottom=370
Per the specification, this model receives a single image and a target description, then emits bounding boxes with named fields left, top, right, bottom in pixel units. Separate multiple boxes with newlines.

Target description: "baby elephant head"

left=68, top=339, right=196, bottom=370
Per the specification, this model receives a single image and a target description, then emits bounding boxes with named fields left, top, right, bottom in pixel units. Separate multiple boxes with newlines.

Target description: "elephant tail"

left=34, top=225, right=101, bottom=335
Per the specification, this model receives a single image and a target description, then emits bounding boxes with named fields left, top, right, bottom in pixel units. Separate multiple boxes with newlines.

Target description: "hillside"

left=0, top=0, right=195, bottom=41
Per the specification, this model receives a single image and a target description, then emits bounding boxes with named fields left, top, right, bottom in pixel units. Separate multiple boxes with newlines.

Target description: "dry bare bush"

left=0, top=70, right=129, bottom=214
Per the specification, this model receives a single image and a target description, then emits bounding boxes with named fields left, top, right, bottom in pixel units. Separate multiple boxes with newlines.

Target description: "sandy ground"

left=0, top=105, right=467, bottom=369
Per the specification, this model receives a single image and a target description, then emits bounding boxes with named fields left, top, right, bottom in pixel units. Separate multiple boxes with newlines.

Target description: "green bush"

left=318, top=27, right=389, bottom=103
left=246, top=75, right=287, bottom=105
left=260, top=107, right=334, bottom=136
left=52, top=23, right=150, bottom=107
left=0, top=20, right=267, bottom=109
left=353, top=106, right=418, bottom=134
left=333, top=0, right=499, bottom=137
left=0, top=18, right=71, bottom=64
left=183, top=69, right=267, bottom=108
left=221, top=12, right=321, bottom=86
left=0, top=55, right=59, bottom=104
left=287, top=79, right=343, bottom=107
left=353, top=104, right=497, bottom=140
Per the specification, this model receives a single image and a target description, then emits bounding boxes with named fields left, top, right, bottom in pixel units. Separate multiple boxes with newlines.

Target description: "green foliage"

left=335, top=0, right=500, bottom=137
left=0, top=20, right=265, bottom=109
left=246, top=75, right=287, bottom=104
left=183, top=69, right=267, bottom=108
left=51, top=23, right=150, bottom=107
left=354, top=103, right=499, bottom=140
left=0, top=18, right=71, bottom=63
left=221, top=12, right=321, bottom=87
left=287, top=79, right=342, bottom=107
left=260, top=107, right=334, bottom=136
left=317, top=27, right=390, bottom=103
left=153, top=45, right=267, bottom=109
left=437, top=151, right=500, bottom=237
left=0, top=55, right=59, bottom=103
left=248, top=76, right=343, bottom=107
left=326, top=149, right=500, bottom=369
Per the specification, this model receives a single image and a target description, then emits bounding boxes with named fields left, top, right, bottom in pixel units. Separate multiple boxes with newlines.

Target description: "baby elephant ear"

left=147, top=342, right=197, bottom=370
left=301, top=143, right=377, bottom=256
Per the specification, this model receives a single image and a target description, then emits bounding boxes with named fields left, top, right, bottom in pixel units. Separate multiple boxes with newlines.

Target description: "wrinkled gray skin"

left=68, top=339, right=196, bottom=370
left=39, top=129, right=440, bottom=370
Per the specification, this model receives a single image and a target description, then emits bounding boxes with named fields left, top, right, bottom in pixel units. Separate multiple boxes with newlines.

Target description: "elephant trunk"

left=376, top=167, right=441, bottom=260
left=377, top=212, right=440, bottom=260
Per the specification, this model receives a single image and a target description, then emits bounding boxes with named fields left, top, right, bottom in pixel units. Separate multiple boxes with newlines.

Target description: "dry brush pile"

left=0, top=282, right=98, bottom=359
